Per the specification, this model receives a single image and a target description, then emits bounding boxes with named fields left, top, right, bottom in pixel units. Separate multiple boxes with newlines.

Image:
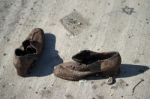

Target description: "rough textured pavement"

left=0, top=0, right=150, bottom=99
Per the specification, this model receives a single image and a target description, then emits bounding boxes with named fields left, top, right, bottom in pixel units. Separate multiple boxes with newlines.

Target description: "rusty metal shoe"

left=53, top=50, right=121, bottom=81
left=13, top=28, right=44, bottom=77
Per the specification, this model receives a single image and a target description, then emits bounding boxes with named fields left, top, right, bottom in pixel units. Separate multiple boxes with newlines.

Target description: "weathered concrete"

left=0, top=0, right=150, bottom=99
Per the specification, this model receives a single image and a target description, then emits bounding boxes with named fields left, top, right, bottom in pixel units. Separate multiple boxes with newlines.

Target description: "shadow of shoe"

left=28, top=33, right=63, bottom=77
left=86, top=64, right=149, bottom=80
left=119, top=64, right=149, bottom=78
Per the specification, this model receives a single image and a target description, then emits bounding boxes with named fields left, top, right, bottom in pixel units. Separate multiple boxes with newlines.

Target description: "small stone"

left=6, top=39, right=9, bottom=41
left=107, top=77, right=114, bottom=85
left=3, top=53, right=7, bottom=56
left=77, top=22, right=82, bottom=25
left=29, top=86, right=32, bottom=89
left=97, top=48, right=100, bottom=51
left=126, top=83, right=129, bottom=86
left=43, top=87, right=47, bottom=90
left=147, top=22, right=149, bottom=24
left=2, top=66, right=5, bottom=69
left=35, top=91, right=38, bottom=94
left=90, top=35, right=93, bottom=37
left=2, top=84, right=6, bottom=88
left=110, top=93, right=113, bottom=96
left=73, top=9, right=76, bottom=11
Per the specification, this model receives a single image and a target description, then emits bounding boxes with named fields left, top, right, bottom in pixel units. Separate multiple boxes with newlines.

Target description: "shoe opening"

left=72, top=50, right=117, bottom=65
left=15, top=49, right=26, bottom=56
left=26, top=45, right=36, bottom=54
left=22, top=40, right=30, bottom=49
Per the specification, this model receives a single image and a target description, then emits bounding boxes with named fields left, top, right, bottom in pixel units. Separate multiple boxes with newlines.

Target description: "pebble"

left=3, top=53, right=7, bottom=56
left=43, top=87, right=47, bottom=90
left=107, top=77, right=114, bottom=85
left=35, top=91, right=38, bottom=94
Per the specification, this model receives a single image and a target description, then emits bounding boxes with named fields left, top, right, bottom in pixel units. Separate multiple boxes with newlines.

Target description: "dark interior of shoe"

left=15, top=49, right=26, bottom=56
left=22, top=40, right=37, bottom=54
left=15, top=40, right=37, bottom=56
left=26, top=46, right=36, bottom=54
left=23, top=40, right=30, bottom=49
left=72, top=50, right=115, bottom=64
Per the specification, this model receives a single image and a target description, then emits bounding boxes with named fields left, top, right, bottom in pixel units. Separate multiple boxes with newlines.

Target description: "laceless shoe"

left=13, top=28, right=44, bottom=77
left=54, top=50, right=121, bottom=81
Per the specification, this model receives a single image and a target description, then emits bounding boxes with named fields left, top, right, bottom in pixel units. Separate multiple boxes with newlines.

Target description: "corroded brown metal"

left=54, top=50, right=121, bottom=81
left=13, top=28, right=44, bottom=77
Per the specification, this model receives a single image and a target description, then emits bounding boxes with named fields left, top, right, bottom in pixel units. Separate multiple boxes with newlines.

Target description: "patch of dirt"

left=65, top=94, right=74, bottom=99
left=39, top=88, right=52, bottom=98
left=133, top=59, right=140, bottom=64
left=100, top=81, right=106, bottom=86
left=96, top=95, right=104, bottom=99
left=111, top=79, right=129, bottom=90
left=122, top=6, right=135, bottom=15
left=92, top=84, right=97, bottom=89
left=60, top=9, right=89, bottom=36
left=3, top=53, right=7, bottom=56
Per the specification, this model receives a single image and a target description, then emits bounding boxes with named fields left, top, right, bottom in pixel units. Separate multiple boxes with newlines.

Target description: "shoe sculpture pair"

left=13, top=28, right=121, bottom=84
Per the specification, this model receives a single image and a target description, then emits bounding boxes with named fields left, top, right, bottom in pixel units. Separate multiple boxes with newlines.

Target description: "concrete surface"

left=0, top=0, right=150, bottom=99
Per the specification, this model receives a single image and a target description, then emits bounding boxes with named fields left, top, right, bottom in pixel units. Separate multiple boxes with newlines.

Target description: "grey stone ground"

left=0, top=0, right=150, bottom=99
